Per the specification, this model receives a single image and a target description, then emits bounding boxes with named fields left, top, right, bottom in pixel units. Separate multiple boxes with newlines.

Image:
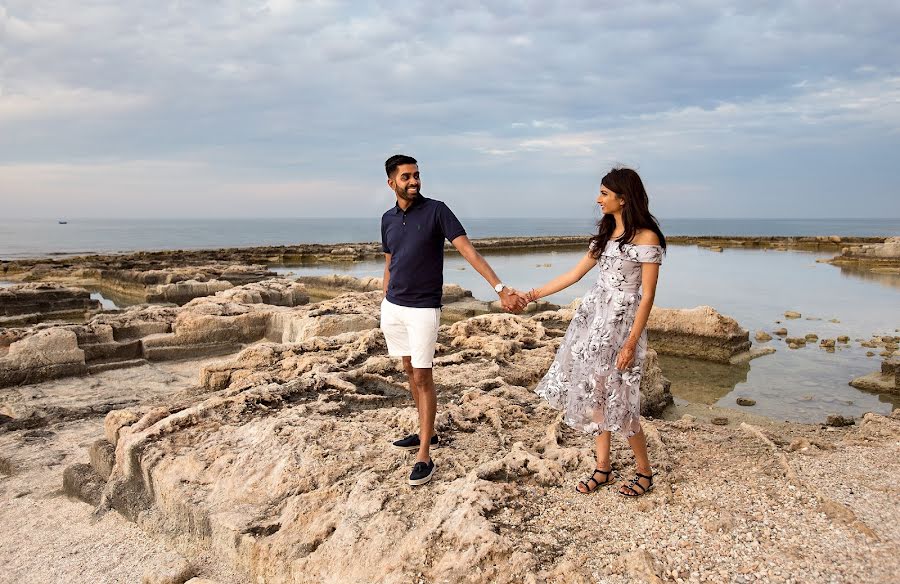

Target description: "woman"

left=526, top=167, right=666, bottom=497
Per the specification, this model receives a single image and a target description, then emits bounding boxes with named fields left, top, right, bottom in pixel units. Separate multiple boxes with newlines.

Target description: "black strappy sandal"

left=576, top=468, right=614, bottom=494
left=619, top=471, right=654, bottom=497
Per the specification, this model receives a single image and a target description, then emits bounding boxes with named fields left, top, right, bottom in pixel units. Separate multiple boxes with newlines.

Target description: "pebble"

left=825, top=414, right=854, bottom=427
left=736, top=397, right=756, bottom=406
left=711, top=417, right=729, bottom=425
left=784, top=311, right=801, bottom=319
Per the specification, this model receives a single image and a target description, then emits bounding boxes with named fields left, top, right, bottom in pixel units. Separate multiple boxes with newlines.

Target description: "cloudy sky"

left=2, top=0, right=899, bottom=219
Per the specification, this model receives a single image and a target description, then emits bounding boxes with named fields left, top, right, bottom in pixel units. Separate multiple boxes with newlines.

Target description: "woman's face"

left=597, top=185, right=624, bottom=215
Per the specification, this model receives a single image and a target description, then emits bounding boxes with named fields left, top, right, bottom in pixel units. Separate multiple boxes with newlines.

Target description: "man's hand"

left=499, top=287, right=528, bottom=313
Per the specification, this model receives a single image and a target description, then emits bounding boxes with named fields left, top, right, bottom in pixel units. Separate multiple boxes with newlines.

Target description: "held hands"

left=499, top=287, right=529, bottom=314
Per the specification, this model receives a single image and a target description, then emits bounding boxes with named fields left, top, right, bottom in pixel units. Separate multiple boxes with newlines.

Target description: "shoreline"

left=0, top=234, right=888, bottom=266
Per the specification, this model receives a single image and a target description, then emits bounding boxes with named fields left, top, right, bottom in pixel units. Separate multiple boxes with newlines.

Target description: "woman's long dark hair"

left=589, top=167, right=666, bottom=258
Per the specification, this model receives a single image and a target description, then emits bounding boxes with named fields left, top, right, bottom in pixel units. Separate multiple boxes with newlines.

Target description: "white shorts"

left=380, top=298, right=441, bottom=369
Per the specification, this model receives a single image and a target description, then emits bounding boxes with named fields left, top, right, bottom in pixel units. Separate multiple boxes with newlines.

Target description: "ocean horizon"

left=1, top=217, right=899, bottom=260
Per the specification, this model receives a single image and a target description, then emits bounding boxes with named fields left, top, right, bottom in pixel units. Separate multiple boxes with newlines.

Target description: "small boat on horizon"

left=58, top=220, right=68, bottom=224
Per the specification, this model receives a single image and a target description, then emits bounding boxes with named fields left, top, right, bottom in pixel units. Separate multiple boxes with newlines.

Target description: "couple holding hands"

left=380, top=155, right=665, bottom=497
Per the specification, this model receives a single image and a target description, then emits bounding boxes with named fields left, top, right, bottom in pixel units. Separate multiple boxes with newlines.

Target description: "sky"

left=1, top=0, right=899, bottom=220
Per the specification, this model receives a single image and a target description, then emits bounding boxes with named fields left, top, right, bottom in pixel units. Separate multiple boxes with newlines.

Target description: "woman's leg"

left=621, top=427, right=653, bottom=494
left=595, top=431, right=612, bottom=470
left=576, top=431, right=613, bottom=493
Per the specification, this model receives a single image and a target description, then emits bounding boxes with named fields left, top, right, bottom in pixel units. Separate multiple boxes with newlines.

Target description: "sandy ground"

left=0, top=358, right=241, bottom=584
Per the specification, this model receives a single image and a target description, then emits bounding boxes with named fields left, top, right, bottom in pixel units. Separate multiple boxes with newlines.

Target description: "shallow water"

left=273, top=245, right=900, bottom=422
left=4, top=245, right=899, bottom=422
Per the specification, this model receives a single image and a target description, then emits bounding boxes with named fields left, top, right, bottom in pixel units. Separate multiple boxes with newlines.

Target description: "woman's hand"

left=616, top=339, right=637, bottom=370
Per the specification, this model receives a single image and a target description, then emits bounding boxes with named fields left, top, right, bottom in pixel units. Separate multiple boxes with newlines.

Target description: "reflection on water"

left=834, top=264, right=900, bottom=290
left=659, top=355, right=750, bottom=404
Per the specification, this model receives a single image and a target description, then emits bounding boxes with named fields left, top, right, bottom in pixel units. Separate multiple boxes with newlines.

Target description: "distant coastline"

left=0, top=234, right=889, bottom=266
left=0, top=217, right=898, bottom=260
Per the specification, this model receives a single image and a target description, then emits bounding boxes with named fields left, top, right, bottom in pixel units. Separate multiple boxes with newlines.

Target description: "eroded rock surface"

left=850, top=357, right=899, bottom=395
left=1, top=282, right=896, bottom=582
left=648, top=305, right=752, bottom=363
left=0, top=283, right=101, bottom=326
left=82, top=305, right=674, bottom=583
left=0, top=280, right=311, bottom=389
left=1, top=262, right=275, bottom=305
left=68, top=321, right=897, bottom=584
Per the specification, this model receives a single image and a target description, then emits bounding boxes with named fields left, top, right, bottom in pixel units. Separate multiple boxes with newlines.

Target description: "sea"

left=0, top=218, right=898, bottom=259
left=1, top=217, right=898, bottom=423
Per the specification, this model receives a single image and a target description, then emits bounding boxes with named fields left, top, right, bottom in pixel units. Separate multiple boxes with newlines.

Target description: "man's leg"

left=411, top=367, right=436, bottom=463
left=402, top=356, right=421, bottom=411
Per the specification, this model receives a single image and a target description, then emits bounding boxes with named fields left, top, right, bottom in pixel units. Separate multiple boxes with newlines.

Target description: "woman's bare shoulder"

left=632, top=229, right=661, bottom=245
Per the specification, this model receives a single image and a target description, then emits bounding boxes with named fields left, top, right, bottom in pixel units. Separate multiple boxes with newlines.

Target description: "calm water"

left=2, top=218, right=899, bottom=423
left=272, top=245, right=900, bottom=423
left=1, top=218, right=898, bottom=259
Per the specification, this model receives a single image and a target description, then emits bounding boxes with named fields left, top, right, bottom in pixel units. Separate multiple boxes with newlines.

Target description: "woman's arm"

left=616, top=229, right=662, bottom=369
left=527, top=251, right=597, bottom=301
left=615, top=262, right=660, bottom=369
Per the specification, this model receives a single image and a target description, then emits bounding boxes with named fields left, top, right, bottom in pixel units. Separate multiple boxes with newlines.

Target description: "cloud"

left=0, top=0, right=898, bottom=218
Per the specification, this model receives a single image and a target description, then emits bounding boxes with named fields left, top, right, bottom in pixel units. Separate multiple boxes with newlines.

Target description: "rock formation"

left=0, top=280, right=311, bottom=388
left=1, top=262, right=276, bottom=306
left=850, top=357, right=899, bottom=395
left=0, top=283, right=101, bottom=326
left=1, top=275, right=897, bottom=582
left=647, top=306, right=752, bottom=363
left=825, top=236, right=900, bottom=274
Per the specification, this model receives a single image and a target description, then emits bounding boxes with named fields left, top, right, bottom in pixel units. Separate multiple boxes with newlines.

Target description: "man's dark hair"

left=385, top=154, right=418, bottom=178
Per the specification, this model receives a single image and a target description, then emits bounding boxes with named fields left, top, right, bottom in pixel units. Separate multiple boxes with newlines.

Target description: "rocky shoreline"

left=4, top=235, right=895, bottom=314
left=2, top=238, right=899, bottom=583
left=1, top=234, right=889, bottom=270
left=0, top=275, right=897, bottom=582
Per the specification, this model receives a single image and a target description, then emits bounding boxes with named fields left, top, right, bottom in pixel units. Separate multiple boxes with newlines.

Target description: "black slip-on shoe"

left=391, top=433, right=439, bottom=451
left=409, top=459, right=436, bottom=486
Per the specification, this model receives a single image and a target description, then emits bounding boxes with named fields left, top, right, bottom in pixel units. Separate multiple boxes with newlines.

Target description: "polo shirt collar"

left=394, top=194, right=424, bottom=214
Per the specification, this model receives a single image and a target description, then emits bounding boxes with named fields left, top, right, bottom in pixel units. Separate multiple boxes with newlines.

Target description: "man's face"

left=388, top=164, right=420, bottom=202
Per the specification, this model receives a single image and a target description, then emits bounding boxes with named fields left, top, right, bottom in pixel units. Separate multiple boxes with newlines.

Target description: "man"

left=380, top=154, right=527, bottom=486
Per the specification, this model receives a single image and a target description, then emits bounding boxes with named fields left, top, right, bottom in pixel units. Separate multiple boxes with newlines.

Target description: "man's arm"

left=450, top=235, right=526, bottom=311
left=383, top=253, right=391, bottom=297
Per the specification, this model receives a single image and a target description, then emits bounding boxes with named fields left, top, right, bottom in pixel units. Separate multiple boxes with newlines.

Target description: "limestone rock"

left=784, top=311, right=801, bottom=319
left=0, top=282, right=101, bottom=326
left=755, top=331, right=772, bottom=342
left=826, top=237, right=900, bottom=273
left=850, top=357, right=899, bottom=395
left=0, top=329, right=87, bottom=387
left=142, top=559, right=194, bottom=584
left=647, top=306, right=751, bottom=363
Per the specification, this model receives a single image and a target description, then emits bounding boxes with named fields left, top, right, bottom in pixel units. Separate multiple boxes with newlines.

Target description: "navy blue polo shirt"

left=381, top=195, right=466, bottom=308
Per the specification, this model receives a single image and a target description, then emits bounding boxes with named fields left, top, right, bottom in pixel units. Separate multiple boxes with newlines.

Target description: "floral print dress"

left=535, top=240, right=664, bottom=438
